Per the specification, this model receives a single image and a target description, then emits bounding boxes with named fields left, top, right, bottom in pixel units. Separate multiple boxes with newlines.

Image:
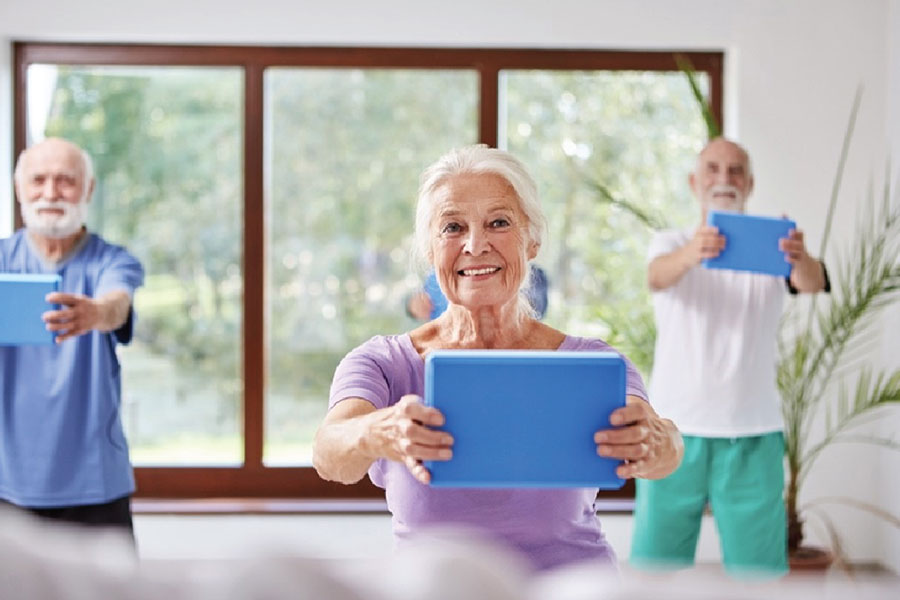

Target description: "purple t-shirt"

left=328, top=334, right=648, bottom=571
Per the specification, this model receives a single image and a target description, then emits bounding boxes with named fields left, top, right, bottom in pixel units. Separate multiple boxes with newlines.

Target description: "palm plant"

left=589, top=58, right=900, bottom=566
left=778, top=88, right=900, bottom=561
left=666, top=65, right=900, bottom=562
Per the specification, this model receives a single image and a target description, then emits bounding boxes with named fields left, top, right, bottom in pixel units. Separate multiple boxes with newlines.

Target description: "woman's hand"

left=593, top=395, right=683, bottom=479
left=364, top=394, right=454, bottom=485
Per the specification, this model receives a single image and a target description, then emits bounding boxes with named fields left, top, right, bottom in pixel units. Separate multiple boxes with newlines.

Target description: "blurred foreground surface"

left=2, top=507, right=896, bottom=600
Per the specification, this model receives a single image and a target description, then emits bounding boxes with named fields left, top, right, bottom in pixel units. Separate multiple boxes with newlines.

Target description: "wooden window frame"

left=12, top=43, right=722, bottom=500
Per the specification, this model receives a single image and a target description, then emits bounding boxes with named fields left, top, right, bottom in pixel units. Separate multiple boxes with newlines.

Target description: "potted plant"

left=590, top=62, right=900, bottom=570
left=777, top=88, right=900, bottom=570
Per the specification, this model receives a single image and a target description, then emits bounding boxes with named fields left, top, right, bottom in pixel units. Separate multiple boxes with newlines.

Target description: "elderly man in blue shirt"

left=0, top=138, right=144, bottom=536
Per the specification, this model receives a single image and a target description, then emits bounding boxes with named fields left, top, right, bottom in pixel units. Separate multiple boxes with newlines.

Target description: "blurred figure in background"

left=630, top=138, right=829, bottom=577
left=0, top=138, right=144, bottom=538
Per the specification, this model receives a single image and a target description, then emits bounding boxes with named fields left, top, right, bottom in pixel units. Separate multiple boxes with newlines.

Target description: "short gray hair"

left=413, top=144, right=547, bottom=270
left=13, top=140, right=95, bottom=195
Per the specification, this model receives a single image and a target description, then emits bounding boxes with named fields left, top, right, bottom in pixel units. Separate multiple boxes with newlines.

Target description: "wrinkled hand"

left=367, top=394, right=453, bottom=484
left=42, top=292, right=104, bottom=343
left=683, top=225, right=725, bottom=266
left=779, top=228, right=811, bottom=265
left=594, top=396, right=683, bottom=480
left=407, top=291, right=434, bottom=321
left=779, top=227, right=826, bottom=292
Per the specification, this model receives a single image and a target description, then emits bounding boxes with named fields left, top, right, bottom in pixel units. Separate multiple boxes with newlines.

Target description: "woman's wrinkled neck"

left=440, top=301, right=533, bottom=349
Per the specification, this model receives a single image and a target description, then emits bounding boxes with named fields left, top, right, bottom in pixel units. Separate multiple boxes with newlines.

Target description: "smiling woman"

left=429, top=172, right=534, bottom=318
left=312, top=145, right=683, bottom=572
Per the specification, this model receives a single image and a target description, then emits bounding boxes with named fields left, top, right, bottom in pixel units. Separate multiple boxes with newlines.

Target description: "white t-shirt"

left=647, top=229, right=786, bottom=437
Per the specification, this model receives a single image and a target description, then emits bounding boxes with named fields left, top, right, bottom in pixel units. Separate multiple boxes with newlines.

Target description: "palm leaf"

left=583, top=177, right=669, bottom=231
left=673, top=53, right=720, bottom=139
left=790, top=193, right=900, bottom=428
left=780, top=88, right=900, bottom=558
left=798, top=367, right=900, bottom=486
left=803, top=497, right=900, bottom=530
left=817, top=86, right=863, bottom=258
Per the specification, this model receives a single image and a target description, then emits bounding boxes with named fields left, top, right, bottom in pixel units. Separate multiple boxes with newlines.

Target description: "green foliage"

left=504, top=69, right=704, bottom=380
left=780, top=186, right=900, bottom=486
left=584, top=177, right=670, bottom=231
left=45, top=67, right=245, bottom=454
left=674, top=53, right=720, bottom=140
left=42, top=65, right=480, bottom=457
left=263, top=69, right=479, bottom=447
left=778, top=89, right=900, bottom=554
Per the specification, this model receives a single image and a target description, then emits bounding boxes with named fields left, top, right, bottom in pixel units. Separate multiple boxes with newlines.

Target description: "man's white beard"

left=703, top=184, right=746, bottom=212
left=22, top=198, right=88, bottom=239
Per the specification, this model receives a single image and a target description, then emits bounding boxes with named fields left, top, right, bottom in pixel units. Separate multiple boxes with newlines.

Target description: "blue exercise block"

left=424, top=350, right=626, bottom=488
left=703, top=210, right=796, bottom=277
left=0, top=273, right=61, bottom=346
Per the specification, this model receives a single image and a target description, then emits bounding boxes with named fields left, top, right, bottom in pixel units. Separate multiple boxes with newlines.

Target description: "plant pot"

left=789, top=546, right=834, bottom=572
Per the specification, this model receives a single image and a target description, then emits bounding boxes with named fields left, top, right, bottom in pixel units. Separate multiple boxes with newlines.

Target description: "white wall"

left=879, top=0, right=900, bottom=577
left=1, top=0, right=897, bottom=568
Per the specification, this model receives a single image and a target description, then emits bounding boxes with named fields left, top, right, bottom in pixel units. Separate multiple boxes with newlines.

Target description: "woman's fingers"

left=608, top=397, right=650, bottom=426
left=597, top=441, right=651, bottom=461
left=594, top=424, right=647, bottom=445
left=403, top=422, right=454, bottom=448
left=404, top=440, right=453, bottom=461
left=596, top=396, right=678, bottom=479
left=404, top=455, right=431, bottom=484
left=390, top=395, right=453, bottom=484
left=616, top=461, right=644, bottom=479
left=397, top=394, right=445, bottom=427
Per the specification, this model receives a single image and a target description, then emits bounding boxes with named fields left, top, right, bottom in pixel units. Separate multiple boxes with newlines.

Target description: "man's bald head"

left=689, top=137, right=754, bottom=214
left=14, top=138, right=94, bottom=190
left=694, top=138, right=753, bottom=178
left=14, top=138, right=95, bottom=239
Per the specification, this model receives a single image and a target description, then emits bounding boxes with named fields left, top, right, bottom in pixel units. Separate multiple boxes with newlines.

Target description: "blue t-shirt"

left=0, top=230, right=144, bottom=507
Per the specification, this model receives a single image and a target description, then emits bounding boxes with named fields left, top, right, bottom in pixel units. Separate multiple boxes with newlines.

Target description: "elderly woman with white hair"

left=313, top=145, right=683, bottom=571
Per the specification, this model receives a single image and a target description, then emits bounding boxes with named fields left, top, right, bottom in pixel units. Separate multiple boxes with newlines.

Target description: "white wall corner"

left=889, top=0, right=900, bottom=174
left=879, top=0, right=900, bottom=576
left=721, top=46, right=740, bottom=140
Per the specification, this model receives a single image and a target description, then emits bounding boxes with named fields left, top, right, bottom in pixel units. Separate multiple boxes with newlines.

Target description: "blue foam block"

left=424, top=350, right=627, bottom=488
left=702, top=210, right=796, bottom=277
left=0, top=273, right=61, bottom=346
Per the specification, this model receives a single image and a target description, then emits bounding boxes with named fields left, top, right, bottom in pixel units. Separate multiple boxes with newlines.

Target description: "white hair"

left=412, top=144, right=547, bottom=320
left=694, top=136, right=754, bottom=179
left=14, top=140, right=95, bottom=202
left=413, top=144, right=547, bottom=269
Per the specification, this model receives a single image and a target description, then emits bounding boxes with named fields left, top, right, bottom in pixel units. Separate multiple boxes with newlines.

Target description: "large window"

left=264, top=68, right=478, bottom=464
left=14, top=44, right=721, bottom=499
left=26, top=64, right=246, bottom=466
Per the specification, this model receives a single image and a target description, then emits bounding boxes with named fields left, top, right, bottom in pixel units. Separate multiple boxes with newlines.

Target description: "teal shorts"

left=629, top=433, right=787, bottom=577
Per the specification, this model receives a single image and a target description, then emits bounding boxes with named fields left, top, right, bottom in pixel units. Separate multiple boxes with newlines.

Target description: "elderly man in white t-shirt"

left=629, top=138, right=829, bottom=577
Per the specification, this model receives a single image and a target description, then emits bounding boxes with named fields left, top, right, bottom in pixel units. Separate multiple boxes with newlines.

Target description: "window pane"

left=28, top=65, right=244, bottom=465
left=502, top=70, right=709, bottom=377
left=264, top=68, right=478, bottom=465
